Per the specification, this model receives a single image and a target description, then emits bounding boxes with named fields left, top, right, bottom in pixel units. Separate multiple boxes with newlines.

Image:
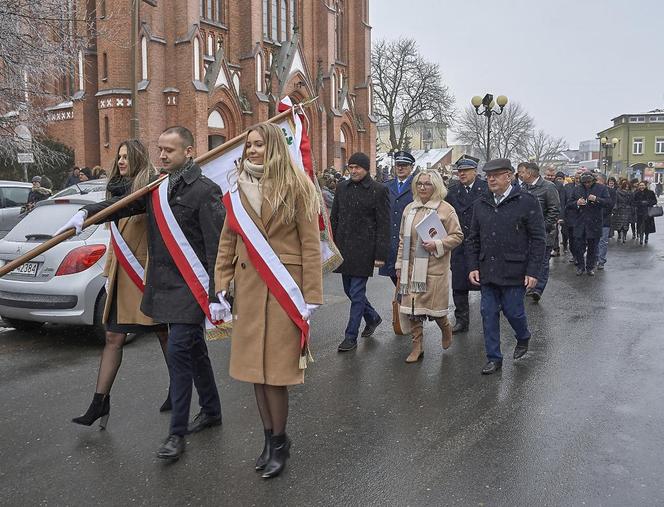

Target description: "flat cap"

left=393, top=150, right=416, bottom=165
left=482, top=158, right=514, bottom=173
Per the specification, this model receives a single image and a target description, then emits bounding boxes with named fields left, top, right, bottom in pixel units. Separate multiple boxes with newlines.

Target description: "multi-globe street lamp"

left=471, top=93, right=508, bottom=162
left=600, top=136, right=618, bottom=177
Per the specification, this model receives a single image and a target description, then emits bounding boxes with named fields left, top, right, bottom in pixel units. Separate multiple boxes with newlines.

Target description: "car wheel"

left=91, top=290, right=107, bottom=345
left=2, top=317, right=45, bottom=332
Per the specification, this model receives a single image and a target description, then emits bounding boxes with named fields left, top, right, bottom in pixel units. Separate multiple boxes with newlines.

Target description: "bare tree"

left=0, top=0, right=92, bottom=164
left=372, top=38, right=455, bottom=151
left=455, top=102, right=534, bottom=162
left=517, top=129, right=568, bottom=166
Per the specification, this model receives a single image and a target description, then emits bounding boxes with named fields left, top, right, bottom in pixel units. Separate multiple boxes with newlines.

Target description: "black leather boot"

left=72, top=393, right=110, bottom=429
left=261, top=433, right=291, bottom=479
left=255, top=429, right=273, bottom=471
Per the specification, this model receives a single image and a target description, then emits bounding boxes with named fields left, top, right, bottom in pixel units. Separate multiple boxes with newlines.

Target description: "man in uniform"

left=445, top=155, right=488, bottom=333
left=466, top=159, right=546, bottom=375
left=379, top=150, right=416, bottom=285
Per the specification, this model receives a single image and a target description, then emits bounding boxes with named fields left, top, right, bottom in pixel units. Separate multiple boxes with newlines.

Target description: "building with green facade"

left=597, top=109, right=664, bottom=182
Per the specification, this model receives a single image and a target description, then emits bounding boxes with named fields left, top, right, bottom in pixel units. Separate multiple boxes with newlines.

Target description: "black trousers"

left=167, top=323, right=221, bottom=436
left=453, top=289, right=470, bottom=326
left=574, top=234, right=599, bottom=271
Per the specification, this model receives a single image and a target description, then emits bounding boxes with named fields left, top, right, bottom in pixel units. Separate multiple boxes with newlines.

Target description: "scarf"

left=167, top=158, right=195, bottom=194
left=106, top=175, right=133, bottom=198
left=399, top=199, right=441, bottom=296
left=239, top=160, right=266, bottom=216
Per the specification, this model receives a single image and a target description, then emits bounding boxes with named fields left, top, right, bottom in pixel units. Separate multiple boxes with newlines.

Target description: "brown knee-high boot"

left=405, top=320, right=424, bottom=363
left=436, top=316, right=453, bottom=350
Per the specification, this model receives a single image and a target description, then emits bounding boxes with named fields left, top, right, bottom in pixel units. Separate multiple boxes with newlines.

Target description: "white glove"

left=302, top=303, right=320, bottom=321
left=210, top=291, right=232, bottom=323
left=54, top=210, right=87, bottom=236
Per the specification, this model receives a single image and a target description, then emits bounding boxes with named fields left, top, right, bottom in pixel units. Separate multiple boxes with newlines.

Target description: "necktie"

left=465, top=186, right=471, bottom=194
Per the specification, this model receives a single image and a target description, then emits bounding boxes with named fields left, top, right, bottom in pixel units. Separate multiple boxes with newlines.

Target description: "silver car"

left=0, top=180, right=33, bottom=239
left=0, top=181, right=110, bottom=341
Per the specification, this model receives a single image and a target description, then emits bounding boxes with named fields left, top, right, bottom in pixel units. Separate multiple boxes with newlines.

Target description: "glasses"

left=486, top=171, right=511, bottom=180
left=416, top=182, right=434, bottom=188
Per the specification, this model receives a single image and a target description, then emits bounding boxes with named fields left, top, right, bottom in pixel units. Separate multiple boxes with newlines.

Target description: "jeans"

left=533, top=249, right=552, bottom=295
left=342, top=275, right=381, bottom=340
left=574, top=233, right=599, bottom=271
left=597, top=226, right=610, bottom=265
left=480, top=284, right=531, bottom=362
left=168, top=323, right=221, bottom=436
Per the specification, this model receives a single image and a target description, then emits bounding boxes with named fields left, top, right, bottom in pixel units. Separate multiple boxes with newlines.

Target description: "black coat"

left=613, top=189, right=633, bottom=230
left=379, top=174, right=415, bottom=278
left=562, top=182, right=578, bottom=226
left=633, top=189, right=657, bottom=234
left=445, top=178, right=489, bottom=291
left=521, top=177, right=560, bottom=246
left=84, top=163, right=225, bottom=324
left=466, top=186, right=546, bottom=287
left=603, top=187, right=617, bottom=227
left=331, top=174, right=390, bottom=277
left=566, top=183, right=612, bottom=239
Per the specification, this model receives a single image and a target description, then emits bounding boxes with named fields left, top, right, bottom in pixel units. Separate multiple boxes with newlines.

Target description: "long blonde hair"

left=239, top=123, right=319, bottom=223
left=106, top=139, right=156, bottom=195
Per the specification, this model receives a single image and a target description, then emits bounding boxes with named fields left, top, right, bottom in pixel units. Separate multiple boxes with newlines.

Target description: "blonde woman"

left=214, top=123, right=323, bottom=478
left=72, top=140, right=169, bottom=428
left=396, top=170, right=464, bottom=363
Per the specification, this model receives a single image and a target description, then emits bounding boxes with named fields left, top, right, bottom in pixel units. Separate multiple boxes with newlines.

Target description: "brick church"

left=46, top=0, right=375, bottom=173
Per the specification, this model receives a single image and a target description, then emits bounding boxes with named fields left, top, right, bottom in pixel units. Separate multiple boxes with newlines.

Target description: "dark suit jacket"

left=379, top=174, right=415, bottom=278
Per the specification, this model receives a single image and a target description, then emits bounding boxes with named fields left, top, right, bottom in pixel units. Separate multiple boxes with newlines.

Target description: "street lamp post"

left=600, top=136, right=618, bottom=177
left=471, top=94, right=508, bottom=162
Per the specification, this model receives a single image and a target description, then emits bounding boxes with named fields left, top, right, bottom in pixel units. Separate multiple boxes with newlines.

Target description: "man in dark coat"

left=466, top=158, right=546, bottom=375
left=563, top=170, right=582, bottom=263
left=379, top=150, right=416, bottom=285
left=517, top=162, right=560, bottom=301
left=331, top=152, right=390, bottom=352
left=553, top=171, right=567, bottom=254
left=596, top=174, right=617, bottom=268
left=566, top=171, right=612, bottom=275
left=57, top=126, right=224, bottom=460
left=445, top=156, right=488, bottom=333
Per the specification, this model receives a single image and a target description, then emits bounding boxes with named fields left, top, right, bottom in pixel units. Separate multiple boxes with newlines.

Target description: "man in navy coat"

left=379, top=151, right=416, bottom=285
left=566, top=171, right=612, bottom=276
left=466, top=158, right=546, bottom=375
left=445, top=156, right=488, bottom=333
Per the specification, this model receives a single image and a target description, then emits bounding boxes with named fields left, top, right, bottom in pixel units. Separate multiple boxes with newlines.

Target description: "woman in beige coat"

left=215, top=123, right=322, bottom=478
left=72, top=140, right=168, bottom=428
left=396, top=169, right=464, bottom=363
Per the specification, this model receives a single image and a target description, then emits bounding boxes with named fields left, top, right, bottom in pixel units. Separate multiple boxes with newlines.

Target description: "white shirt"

left=494, top=184, right=512, bottom=205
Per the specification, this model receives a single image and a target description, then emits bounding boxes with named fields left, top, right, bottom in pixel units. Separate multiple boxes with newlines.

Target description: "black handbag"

left=647, top=206, right=663, bottom=218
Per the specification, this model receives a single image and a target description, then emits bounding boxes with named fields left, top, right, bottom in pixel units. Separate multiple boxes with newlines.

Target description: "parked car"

left=0, top=181, right=110, bottom=341
left=0, top=180, right=33, bottom=239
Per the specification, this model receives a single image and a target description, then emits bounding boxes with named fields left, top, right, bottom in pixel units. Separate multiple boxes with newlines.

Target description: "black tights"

left=254, top=384, right=289, bottom=436
left=95, top=329, right=168, bottom=394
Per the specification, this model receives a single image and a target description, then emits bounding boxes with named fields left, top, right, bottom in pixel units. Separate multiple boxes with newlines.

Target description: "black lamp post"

left=600, top=136, right=618, bottom=177
left=471, top=93, right=508, bottom=162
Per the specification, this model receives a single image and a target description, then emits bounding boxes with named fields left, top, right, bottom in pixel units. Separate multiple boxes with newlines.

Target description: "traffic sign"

left=17, top=153, right=34, bottom=164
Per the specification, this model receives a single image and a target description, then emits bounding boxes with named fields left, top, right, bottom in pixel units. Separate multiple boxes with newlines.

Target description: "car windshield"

left=52, top=180, right=108, bottom=198
left=4, top=201, right=101, bottom=242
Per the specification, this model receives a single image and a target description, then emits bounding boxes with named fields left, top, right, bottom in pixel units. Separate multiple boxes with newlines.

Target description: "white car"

left=0, top=181, right=110, bottom=341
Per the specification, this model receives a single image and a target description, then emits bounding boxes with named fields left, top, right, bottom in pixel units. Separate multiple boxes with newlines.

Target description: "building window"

left=199, top=0, right=204, bottom=17
left=262, top=0, right=294, bottom=41
left=193, top=37, right=201, bottom=81
left=290, top=0, right=297, bottom=32
left=271, top=0, right=278, bottom=40
left=141, top=37, right=148, bottom=80
left=263, top=0, right=269, bottom=38
left=207, top=34, right=214, bottom=55
left=100, top=0, right=106, bottom=18
left=650, top=115, right=664, bottom=123
left=633, top=138, right=644, bottom=155
left=78, top=50, right=84, bottom=90
left=335, top=1, right=345, bottom=62
left=656, top=138, right=664, bottom=154
left=331, top=73, right=337, bottom=109
left=102, top=52, right=108, bottom=81
left=629, top=116, right=645, bottom=123
left=104, top=116, right=110, bottom=146
left=256, top=53, right=263, bottom=92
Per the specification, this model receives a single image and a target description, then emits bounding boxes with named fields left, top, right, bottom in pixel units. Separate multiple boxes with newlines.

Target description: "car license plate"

left=11, top=262, right=39, bottom=276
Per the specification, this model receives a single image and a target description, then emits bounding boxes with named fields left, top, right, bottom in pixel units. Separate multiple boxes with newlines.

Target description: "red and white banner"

left=109, top=222, right=145, bottom=293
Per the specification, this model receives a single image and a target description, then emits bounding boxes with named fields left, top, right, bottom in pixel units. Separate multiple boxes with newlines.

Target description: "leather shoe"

left=452, top=321, right=468, bottom=334
left=337, top=337, right=357, bottom=352
left=187, top=411, right=222, bottom=434
left=513, top=342, right=529, bottom=359
left=575, top=267, right=585, bottom=276
left=361, top=316, right=382, bottom=337
left=481, top=361, right=502, bottom=374
left=587, top=269, right=595, bottom=276
left=157, top=434, right=185, bottom=460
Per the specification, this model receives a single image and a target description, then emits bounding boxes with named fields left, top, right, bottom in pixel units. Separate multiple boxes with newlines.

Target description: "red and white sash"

left=109, top=222, right=145, bottom=293
left=151, top=180, right=220, bottom=329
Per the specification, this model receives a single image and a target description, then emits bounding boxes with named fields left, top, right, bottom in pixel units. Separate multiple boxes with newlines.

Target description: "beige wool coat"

left=396, top=200, right=464, bottom=317
left=214, top=188, right=323, bottom=386
left=103, top=215, right=155, bottom=325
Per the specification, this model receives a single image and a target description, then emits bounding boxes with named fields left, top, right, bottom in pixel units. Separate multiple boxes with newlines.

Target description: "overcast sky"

left=370, top=0, right=664, bottom=148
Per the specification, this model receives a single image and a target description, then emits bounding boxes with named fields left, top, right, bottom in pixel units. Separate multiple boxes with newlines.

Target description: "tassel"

left=299, top=353, right=308, bottom=370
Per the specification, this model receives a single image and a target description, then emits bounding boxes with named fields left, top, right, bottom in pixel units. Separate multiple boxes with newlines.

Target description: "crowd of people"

left=53, top=127, right=660, bottom=478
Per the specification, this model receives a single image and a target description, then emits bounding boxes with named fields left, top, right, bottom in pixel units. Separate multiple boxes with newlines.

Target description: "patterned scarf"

left=399, top=199, right=441, bottom=295
left=106, top=175, right=133, bottom=198
left=167, top=158, right=195, bottom=194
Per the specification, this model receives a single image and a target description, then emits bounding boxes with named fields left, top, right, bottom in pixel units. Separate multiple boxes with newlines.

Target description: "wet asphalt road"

left=1, top=222, right=663, bottom=506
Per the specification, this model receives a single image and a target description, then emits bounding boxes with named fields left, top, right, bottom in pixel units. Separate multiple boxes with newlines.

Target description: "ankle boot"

left=405, top=321, right=424, bottom=363
left=438, top=316, right=453, bottom=350
left=72, top=393, right=110, bottom=429
left=159, top=388, right=172, bottom=412
left=255, top=429, right=273, bottom=471
left=261, top=433, right=291, bottom=479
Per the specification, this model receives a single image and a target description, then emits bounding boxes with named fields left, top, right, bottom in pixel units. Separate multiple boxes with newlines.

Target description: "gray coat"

left=521, top=177, right=560, bottom=246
